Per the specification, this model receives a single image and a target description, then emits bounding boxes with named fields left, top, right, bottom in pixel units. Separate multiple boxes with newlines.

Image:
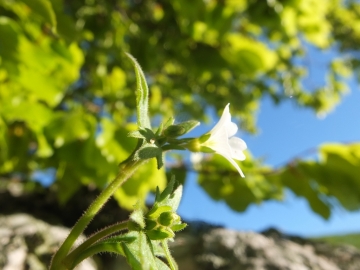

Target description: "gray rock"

left=170, top=227, right=360, bottom=270
left=0, top=213, right=96, bottom=270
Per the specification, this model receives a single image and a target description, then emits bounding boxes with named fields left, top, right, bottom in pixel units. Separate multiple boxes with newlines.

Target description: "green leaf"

left=114, top=158, right=167, bottom=210
left=163, top=120, right=200, bottom=138
left=45, top=111, right=95, bottom=147
left=55, top=161, right=82, bottom=205
left=279, top=163, right=331, bottom=219
left=22, top=0, right=57, bottom=29
left=0, top=17, right=19, bottom=62
left=166, top=167, right=187, bottom=186
left=156, top=117, right=175, bottom=136
left=129, top=128, right=156, bottom=141
left=135, top=146, right=163, bottom=170
left=129, top=204, right=145, bottom=229
left=126, top=53, right=151, bottom=129
left=95, top=120, right=136, bottom=164
left=155, top=258, right=172, bottom=270
left=156, top=177, right=183, bottom=211
left=122, top=243, right=143, bottom=270
left=158, top=177, right=175, bottom=202
left=221, top=34, right=278, bottom=74
left=125, top=231, right=159, bottom=270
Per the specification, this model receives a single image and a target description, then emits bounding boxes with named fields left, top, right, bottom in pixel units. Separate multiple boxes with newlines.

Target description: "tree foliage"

left=0, top=0, right=360, bottom=218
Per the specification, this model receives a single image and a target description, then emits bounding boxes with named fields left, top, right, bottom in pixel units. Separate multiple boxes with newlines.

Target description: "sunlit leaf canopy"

left=1, top=0, right=360, bottom=218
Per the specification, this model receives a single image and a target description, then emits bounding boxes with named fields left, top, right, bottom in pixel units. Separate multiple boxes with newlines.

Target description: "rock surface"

left=0, top=213, right=96, bottom=270
left=170, top=226, right=360, bottom=270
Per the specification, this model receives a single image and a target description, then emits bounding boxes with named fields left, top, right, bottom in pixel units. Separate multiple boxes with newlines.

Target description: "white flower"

left=201, top=103, right=247, bottom=177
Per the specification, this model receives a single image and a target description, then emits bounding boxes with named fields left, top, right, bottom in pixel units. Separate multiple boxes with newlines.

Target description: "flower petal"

left=216, top=150, right=245, bottom=178
left=205, top=130, right=232, bottom=155
left=209, top=103, right=231, bottom=136
left=198, top=103, right=246, bottom=178
left=229, top=137, right=247, bottom=161
left=226, top=122, right=238, bottom=137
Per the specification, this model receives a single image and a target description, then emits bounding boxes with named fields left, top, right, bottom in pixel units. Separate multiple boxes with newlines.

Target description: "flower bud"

left=147, top=205, right=172, bottom=219
left=145, top=220, right=158, bottom=231
left=158, top=212, right=180, bottom=226
left=182, top=138, right=201, bottom=152
left=163, top=120, right=200, bottom=138
left=147, top=227, right=175, bottom=240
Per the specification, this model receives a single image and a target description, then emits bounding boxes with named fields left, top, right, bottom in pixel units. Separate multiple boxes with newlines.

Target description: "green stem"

left=50, top=159, right=145, bottom=270
left=161, top=240, right=178, bottom=270
left=64, top=221, right=129, bottom=268
left=70, top=242, right=125, bottom=269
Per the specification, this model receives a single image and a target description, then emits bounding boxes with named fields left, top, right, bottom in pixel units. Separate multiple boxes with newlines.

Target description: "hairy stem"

left=161, top=240, right=178, bottom=270
left=64, top=221, right=129, bottom=268
left=50, top=159, right=145, bottom=270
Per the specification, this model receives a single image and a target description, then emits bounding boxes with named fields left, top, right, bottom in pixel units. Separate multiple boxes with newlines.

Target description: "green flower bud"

left=158, top=212, right=178, bottom=226
left=147, top=227, right=175, bottom=240
left=164, top=125, right=185, bottom=138
left=182, top=138, right=201, bottom=152
left=164, top=120, right=200, bottom=138
left=147, top=205, right=172, bottom=219
left=145, top=219, right=158, bottom=231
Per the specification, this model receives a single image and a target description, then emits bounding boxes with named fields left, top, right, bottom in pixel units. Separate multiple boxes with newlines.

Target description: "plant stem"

left=70, top=242, right=125, bottom=269
left=50, top=159, right=145, bottom=270
left=161, top=240, right=178, bottom=270
left=64, top=221, right=129, bottom=268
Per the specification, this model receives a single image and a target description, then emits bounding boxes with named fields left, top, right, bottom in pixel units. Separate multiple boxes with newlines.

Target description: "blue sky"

left=177, top=73, right=360, bottom=238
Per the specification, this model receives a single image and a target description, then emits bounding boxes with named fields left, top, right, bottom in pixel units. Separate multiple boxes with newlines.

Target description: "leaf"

left=158, top=177, right=175, bottom=203
left=16, top=41, right=84, bottom=107
left=95, top=119, right=136, bottom=163
left=152, top=177, right=183, bottom=211
left=198, top=154, right=282, bottom=212
left=45, top=111, right=95, bottom=147
left=279, top=163, right=331, bottom=219
left=166, top=166, right=187, bottom=186
left=276, top=143, right=360, bottom=218
left=163, top=120, right=200, bottom=138
left=126, top=53, right=151, bottom=129
left=55, top=161, right=82, bottom=205
left=130, top=204, right=145, bottom=229
left=50, top=0, right=78, bottom=40
left=114, top=158, right=167, bottom=210
left=155, top=258, right=172, bottom=270
left=122, top=243, right=143, bottom=270
left=0, top=17, right=19, bottom=62
left=137, top=144, right=163, bottom=165
left=22, top=0, right=57, bottom=29
left=123, top=231, right=159, bottom=270
left=221, top=34, right=278, bottom=74
left=317, top=143, right=360, bottom=211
